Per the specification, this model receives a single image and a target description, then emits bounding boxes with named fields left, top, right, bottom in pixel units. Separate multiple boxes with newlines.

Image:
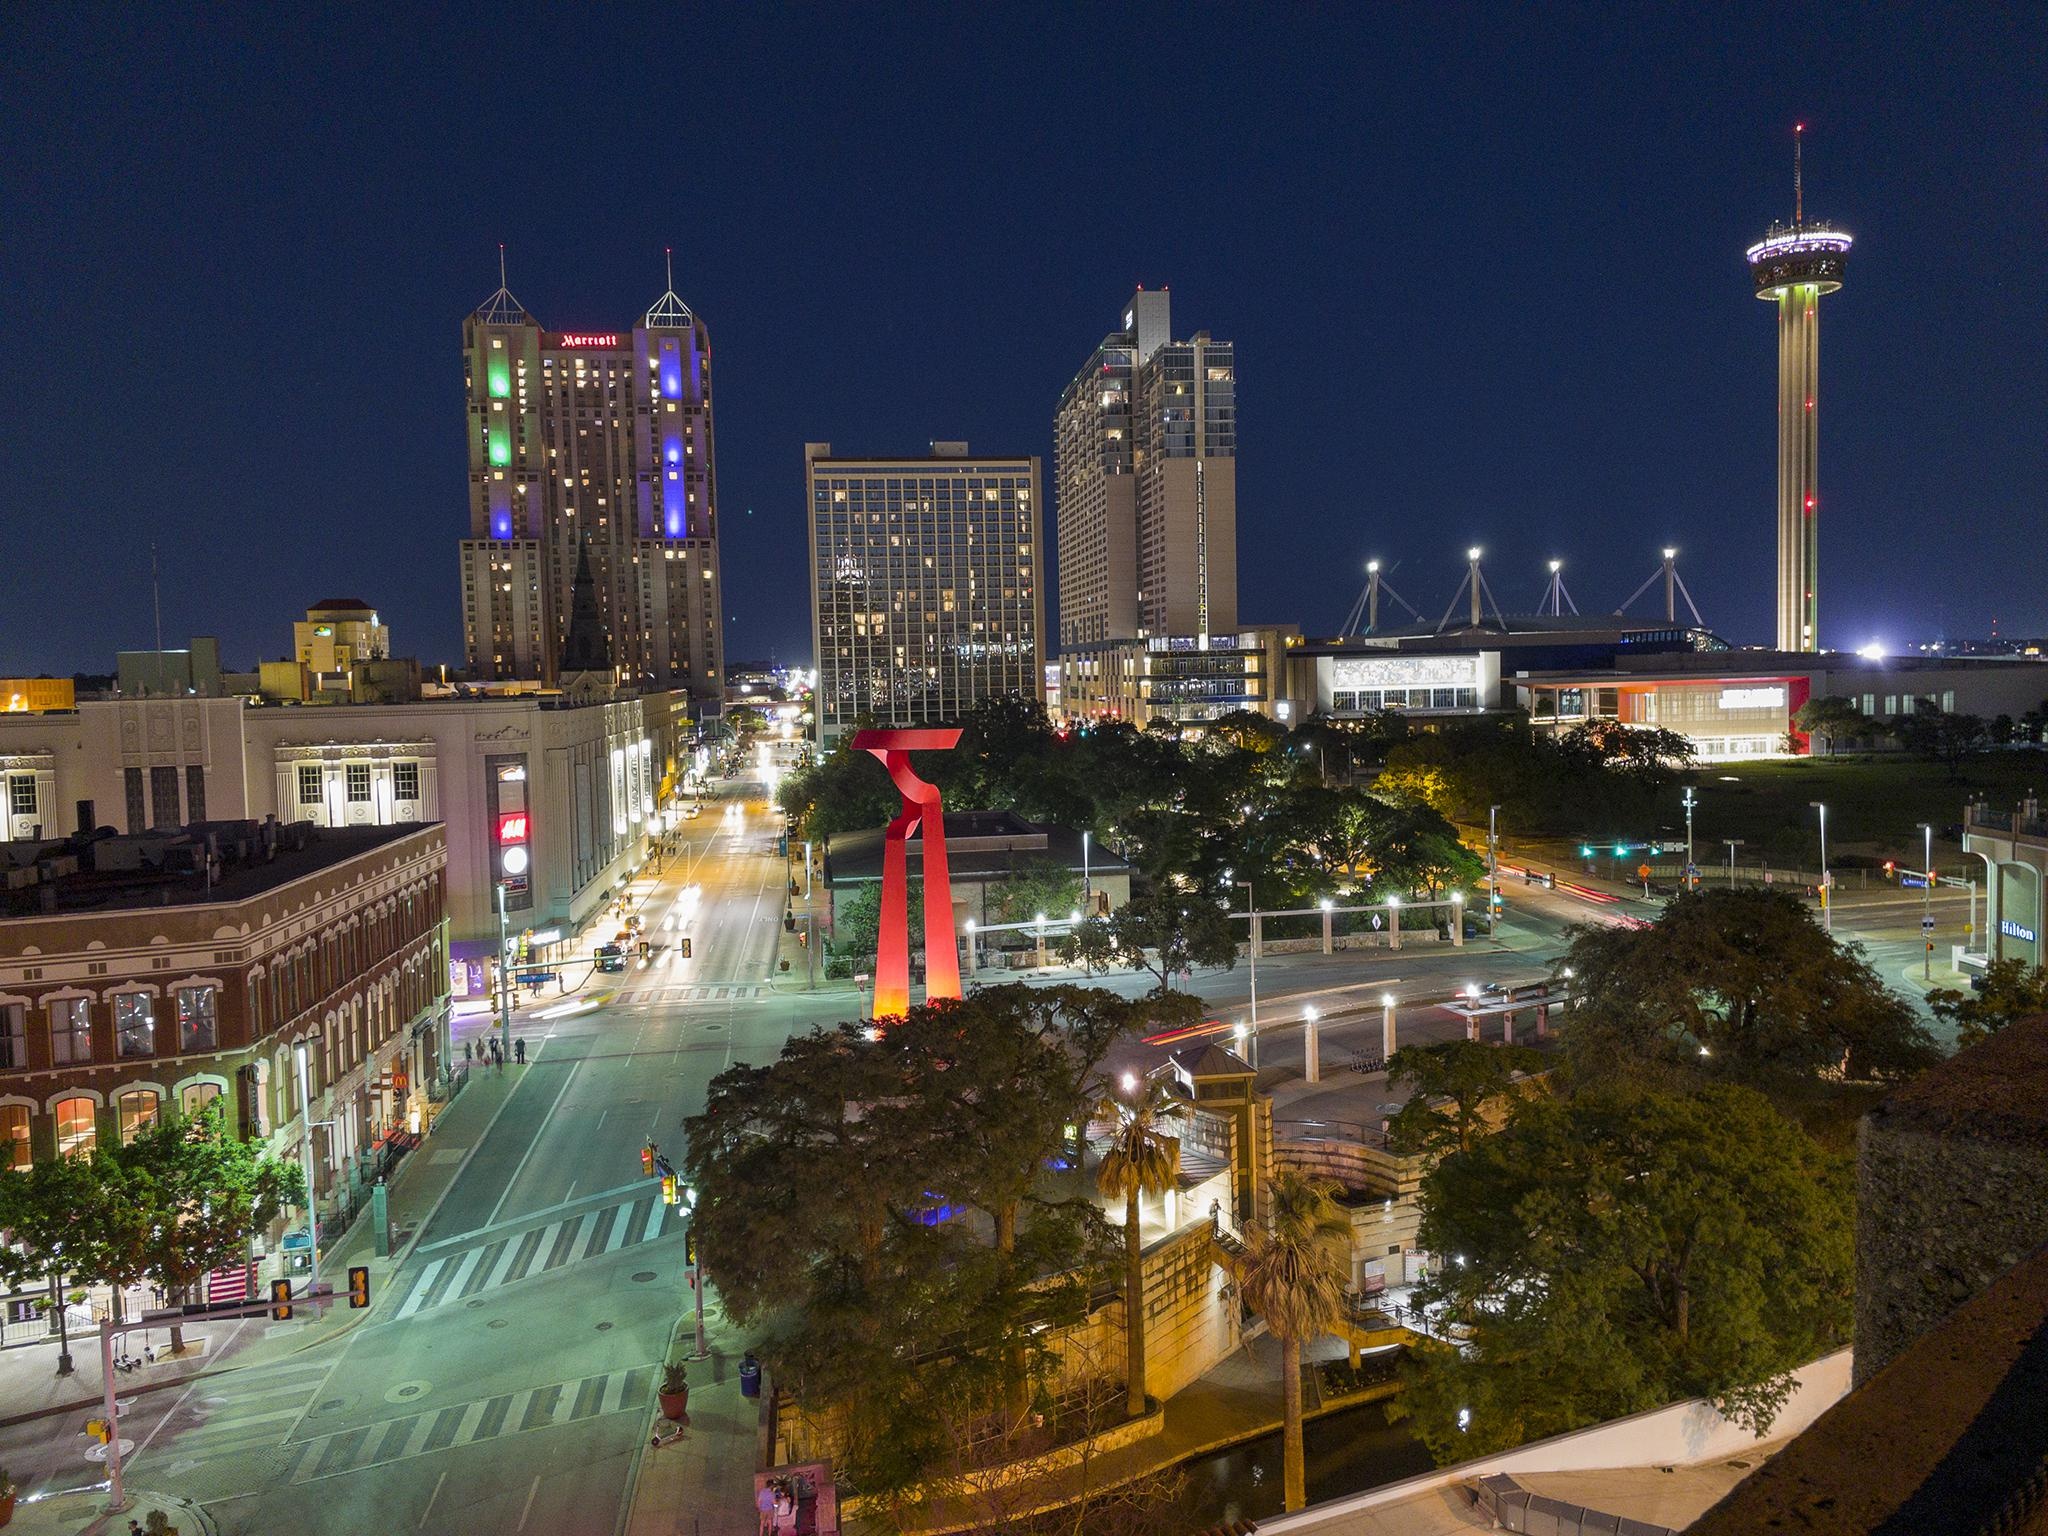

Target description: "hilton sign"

left=554, top=333, right=620, bottom=348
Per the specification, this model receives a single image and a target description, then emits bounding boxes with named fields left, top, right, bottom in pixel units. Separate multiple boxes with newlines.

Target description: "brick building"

left=0, top=820, right=449, bottom=1241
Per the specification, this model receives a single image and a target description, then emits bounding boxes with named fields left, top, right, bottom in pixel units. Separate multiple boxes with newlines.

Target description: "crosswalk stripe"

left=459, top=1239, right=508, bottom=1298
left=480, top=1234, right=523, bottom=1291
left=543, top=1217, right=583, bottom=1271
left=396, top=1257, right=446, bottom=1319
left=580, top=1205, right=617, bottom=1259
left=503, top=1225, right=546, bottom=1283
left=641, top=1198, right=665, bottom=1245
left=605, top=1199, right=641, bottom=1253
left=443, top=1245, right=487, bottom=1298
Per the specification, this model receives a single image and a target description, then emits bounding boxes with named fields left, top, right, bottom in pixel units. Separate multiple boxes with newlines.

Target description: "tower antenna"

left=151, top=543, right=164, bottom=658
left=666, top=245, right=674, bottom=290
left=499, top=243, right=507, bottom=287
left=1793, top=123, right=1804, bottom=227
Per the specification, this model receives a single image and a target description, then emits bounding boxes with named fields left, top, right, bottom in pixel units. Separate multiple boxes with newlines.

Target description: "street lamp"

left=1681, top=787, right=1698, bottom=891
left=1810, top=802, right=1830, bottom=933
left=1487, top=805, right=1501, bottom=935
left=1919, top=822, right=1934, bottom=979
left=1082, top=829, right=1091, bottom=916
left=1236, top=879, right=1259, bottom=1069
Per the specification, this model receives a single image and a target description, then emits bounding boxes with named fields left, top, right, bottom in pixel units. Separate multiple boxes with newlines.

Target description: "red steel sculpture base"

left=851, top=728, right=963, bottom=1020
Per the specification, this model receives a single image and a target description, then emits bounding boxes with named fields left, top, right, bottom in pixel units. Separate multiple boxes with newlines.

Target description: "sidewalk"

left=2, top=1487, right=218, bottom=1536
left=0, top=1063, right=523, bottom=1434
left=623, top=1299, right=763, bottom=1536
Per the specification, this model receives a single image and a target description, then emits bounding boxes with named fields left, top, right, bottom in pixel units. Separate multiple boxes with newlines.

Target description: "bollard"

left=1381, top=996, right=1397, bottom=1061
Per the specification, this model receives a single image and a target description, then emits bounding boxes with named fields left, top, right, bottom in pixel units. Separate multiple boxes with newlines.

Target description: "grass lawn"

left=1683, top=752, right=2048, bottom=862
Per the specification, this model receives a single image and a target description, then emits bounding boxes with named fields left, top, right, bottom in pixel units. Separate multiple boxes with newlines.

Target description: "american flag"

left=207, top=1262, right=254, bottom=1305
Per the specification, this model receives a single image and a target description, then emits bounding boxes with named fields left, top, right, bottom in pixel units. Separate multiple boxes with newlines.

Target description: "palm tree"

left=1238, top=1169, right=1351, bottom=1512
left=1094, top=1076, right=1180, bottom=1418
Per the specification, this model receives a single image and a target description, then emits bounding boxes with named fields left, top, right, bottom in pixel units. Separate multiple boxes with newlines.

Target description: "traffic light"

left=662, top=1173, right=678, bottom=1207
left=685, top=1226, right=698, bottom=1266
left=270, top=1277, right=293, bottom=1321
left=85, top=1417, right=111, bottom=1445
left=680, top=937, right=693, bottom=959
left=641, top=1143, right=656, bottom=1176
left=348, top=1266, right=370, bottom=1309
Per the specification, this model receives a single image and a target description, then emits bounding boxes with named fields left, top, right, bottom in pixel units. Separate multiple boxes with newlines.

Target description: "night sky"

left=5, top=5, right=2043, bottom=678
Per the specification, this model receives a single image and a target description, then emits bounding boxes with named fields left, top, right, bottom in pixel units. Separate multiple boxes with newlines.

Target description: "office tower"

left=458, top=256, right=723, bottom=698
left=1055, top=289, right=1236, bottom=716
left=806, top=442, right=1044, bottom=742
left=1747, top=128, right=1851, bottom=653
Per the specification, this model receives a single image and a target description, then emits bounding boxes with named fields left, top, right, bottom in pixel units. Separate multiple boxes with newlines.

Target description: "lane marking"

left=484, top=1037, right=580, bottom=1227
left=517, top=1474, right=542, bottom=1531
left=419, top=1469, right=447, bottom=1527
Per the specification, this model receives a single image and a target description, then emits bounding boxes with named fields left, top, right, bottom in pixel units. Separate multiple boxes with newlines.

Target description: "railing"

left=1966, top=804, right=2048, bottom=840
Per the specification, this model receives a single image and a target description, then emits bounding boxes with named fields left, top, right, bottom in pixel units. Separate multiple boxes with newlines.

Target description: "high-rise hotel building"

left=806, top=443, right=1044, bottom=743
left=1055, top=289, right=1236, bottom=717
left=459, top=269, right=723, bottom=700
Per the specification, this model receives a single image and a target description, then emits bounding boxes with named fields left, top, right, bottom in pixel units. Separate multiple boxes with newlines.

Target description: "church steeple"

left=559, top=535, right=611, bottom=674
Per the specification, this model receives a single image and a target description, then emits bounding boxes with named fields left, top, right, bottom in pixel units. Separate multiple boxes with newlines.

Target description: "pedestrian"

left=514, top=1037, right=526, bottom=1065
left=463, top=1040, right=473, bottom=1064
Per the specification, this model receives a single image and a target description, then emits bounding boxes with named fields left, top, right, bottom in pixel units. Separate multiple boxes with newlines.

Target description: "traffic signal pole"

left=98, top=1317, right=125, bottom=1512
left=496, top=881, right=514, bottom=1064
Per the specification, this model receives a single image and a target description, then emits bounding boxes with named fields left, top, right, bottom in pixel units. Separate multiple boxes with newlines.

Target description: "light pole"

left=1236, top=879, right=1259, bottom=1069
left=1919, top=822, right=1934, bottom=979
left=1082, top=830, right=1091, bottom=917
left=1487, top=805, right=1501, bottom=935
left=495, top=881, right=514, bottom=1063
left=1810, top=802, right=1830, bottom=933
left=1725, top=838, right=1743, bottom=886
left=292, top=1041, right=331, bottom=1302
left=1681, top=787, right=1697, bottom=891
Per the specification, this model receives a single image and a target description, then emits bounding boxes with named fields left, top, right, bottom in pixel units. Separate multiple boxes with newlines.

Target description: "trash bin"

left=739, top=1353, right=762, bottom=1399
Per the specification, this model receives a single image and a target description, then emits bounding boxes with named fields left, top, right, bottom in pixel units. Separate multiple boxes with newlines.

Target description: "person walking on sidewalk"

left=514, top=1037, right=526, bottom=1065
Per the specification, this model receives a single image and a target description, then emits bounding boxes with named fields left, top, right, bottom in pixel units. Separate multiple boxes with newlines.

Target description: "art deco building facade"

left=1056, top=288, right=1236, bottom=718
left=806, top=443, right=1044, bottom=743
left=458, top=269, right=723, bottom=700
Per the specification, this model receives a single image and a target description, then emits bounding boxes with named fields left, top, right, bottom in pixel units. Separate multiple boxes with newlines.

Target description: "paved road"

left=0, top=783, right=817, bottom=1536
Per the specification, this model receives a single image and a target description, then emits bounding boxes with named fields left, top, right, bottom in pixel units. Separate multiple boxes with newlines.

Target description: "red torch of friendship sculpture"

left=851, top=728, right=963, bottom=1019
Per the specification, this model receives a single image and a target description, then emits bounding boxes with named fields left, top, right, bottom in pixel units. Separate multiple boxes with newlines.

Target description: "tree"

left=1558, top=887, right=1937, bottom=1084
left=122, top=1104, right=303, bottom=1348
left=829, top=881, right=923, bottom=974
left=0, top=1106, right=301, bottom=1344
left=1928, top=958, right=2048, bottom=1049
left=1793, top=696, right=1867, bottom=757
left=1385, top=1040, right=1546, bottom=1161
left=1094, top=1077, right=1180, bottom=1418
left=1236, top=1170, right=1350, bottom=1512
left=1393, top=1082, right=1852, bottom=1462
left=1889, top=709, right=1989, bottom=780
left=778, top=741, right=899, bottom=840
left=1067, top=883, right=1238, bottom=993
left=989, top=859, right=1085, bottom=926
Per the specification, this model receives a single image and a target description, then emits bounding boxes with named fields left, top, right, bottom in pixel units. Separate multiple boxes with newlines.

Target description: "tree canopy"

left=0, top=1104, right=303, bottom=1322
left=682, top=985, right=1189, bottom=1499
left=1557, top=887, right=1937, bottom=1084
left=1385, top=1040, right=1547, bottom=1161
left=1392, top=1081, right=1852, bottom=1462
left=1928, top=958, right=2048, bottom=1050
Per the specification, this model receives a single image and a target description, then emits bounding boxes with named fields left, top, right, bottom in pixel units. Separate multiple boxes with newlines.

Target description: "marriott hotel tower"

left=459, top=264, right=723, bottom=699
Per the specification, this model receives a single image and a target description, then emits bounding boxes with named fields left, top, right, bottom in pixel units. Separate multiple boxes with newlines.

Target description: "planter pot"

left=657, top=1387, right=689, bottom=1420
left=0, top=1489, right=16, bottom=1527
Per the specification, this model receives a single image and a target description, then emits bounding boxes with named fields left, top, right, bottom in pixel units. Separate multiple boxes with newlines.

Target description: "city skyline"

left=5, top=7, right=2043, bottom=679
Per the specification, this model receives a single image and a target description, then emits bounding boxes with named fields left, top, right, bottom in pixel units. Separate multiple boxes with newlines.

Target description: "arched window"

left=0, top=1104, right=29, bottom=1170
left=181, top=1081, right=222, bottom=1117
left=117, top=1089, right=159, bottom=1143
left=54, top=1096, right=97, bottom=1158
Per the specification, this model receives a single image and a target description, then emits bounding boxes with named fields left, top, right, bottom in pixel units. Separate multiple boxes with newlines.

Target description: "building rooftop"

left=1868, top=1011, right=2048, bottom=1151
left=308, top=596, right=375, bottom=613
left=824, top=813, right=1130, bottom=886
left=0, top=820, right=431, bottom=920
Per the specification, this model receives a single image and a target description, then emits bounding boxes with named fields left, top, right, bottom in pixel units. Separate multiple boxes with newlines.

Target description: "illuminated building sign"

left=1718, top=687, right=1787, bottom=710
left=497, top=812, right=529, bottom=845
left=2001, top=919, right=2037, bottom=944
left=555, top=333, right=620, bottom=349
left=492, top=759, right=531, bottom=898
